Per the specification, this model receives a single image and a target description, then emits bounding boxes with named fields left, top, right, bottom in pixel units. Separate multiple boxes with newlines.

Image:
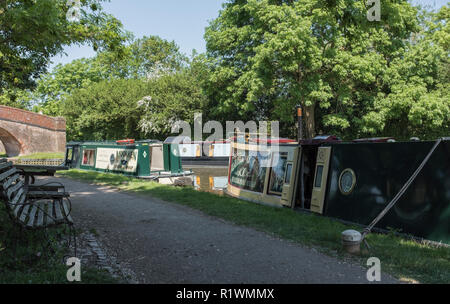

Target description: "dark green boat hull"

left=323, top=140, right=450, bottom=244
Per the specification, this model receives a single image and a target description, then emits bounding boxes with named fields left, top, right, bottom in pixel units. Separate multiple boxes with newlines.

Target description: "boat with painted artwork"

left=226, top=134, right=450, bottom=245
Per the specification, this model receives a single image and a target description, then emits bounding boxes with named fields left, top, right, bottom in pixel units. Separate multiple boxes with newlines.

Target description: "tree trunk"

left=303, top=104, right=315, bottom=139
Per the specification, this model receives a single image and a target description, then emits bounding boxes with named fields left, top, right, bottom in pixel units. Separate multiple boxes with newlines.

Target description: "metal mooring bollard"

left=341, top=230, right=362, bottom=254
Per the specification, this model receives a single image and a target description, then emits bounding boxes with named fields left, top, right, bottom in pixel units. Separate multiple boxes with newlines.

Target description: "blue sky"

left=49, top=0, right=448, bottom=68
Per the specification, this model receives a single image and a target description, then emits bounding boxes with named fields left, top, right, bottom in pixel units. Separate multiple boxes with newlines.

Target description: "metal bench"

left=0, top=158, right=73, bottom=229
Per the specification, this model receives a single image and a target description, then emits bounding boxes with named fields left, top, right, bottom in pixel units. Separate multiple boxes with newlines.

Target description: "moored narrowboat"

left=64, top=138, right=192, bottom=180
left=226, top=135, right=450, bottom=244
left=177, top=137, right=230, bottom=167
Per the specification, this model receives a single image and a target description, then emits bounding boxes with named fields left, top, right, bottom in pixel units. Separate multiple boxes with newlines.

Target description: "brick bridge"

left=0, top=105, right=66, bottom=156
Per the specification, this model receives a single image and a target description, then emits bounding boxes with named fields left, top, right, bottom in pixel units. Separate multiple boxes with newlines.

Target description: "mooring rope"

left=361, top=138, right=443, bottom=245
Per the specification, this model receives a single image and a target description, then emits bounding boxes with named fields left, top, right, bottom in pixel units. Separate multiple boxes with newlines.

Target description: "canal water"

left=185, top=166, right=229, bottom=195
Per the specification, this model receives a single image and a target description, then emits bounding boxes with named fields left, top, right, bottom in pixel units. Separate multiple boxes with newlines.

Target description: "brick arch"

left=0, top=105, right=66, bottom=156
left=0, top=127, right=21, bottom=156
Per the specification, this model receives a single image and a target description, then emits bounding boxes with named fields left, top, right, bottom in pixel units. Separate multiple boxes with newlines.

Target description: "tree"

left=62, top=78, right=149, bottom=141
left=0, top=88, right=31, bottom=109
left=94, top=35, right=188, bottom=79
left=33, top=57, right=112, bottom=115
left=362, top=5, right=450, bottom=139
left=138, top=69, right=209, bottom=139
left=0, top=0, right=127, bottom=93
left=205, top=0, right=419, bottom=139
left=33, top=35, right=187, bottom=115
left=128, top=35, right=188, bottom=79
left=62, top=68, right=208, bottom=141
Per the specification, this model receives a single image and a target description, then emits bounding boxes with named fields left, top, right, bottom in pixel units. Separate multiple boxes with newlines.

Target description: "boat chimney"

left=296, top=105, right=303, bottom=141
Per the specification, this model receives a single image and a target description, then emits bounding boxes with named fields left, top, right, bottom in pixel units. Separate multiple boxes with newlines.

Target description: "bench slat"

left=0, top=168, right=17, bottom=183
left=6, top=180, right=24, bottom=200
left=61, top=200, right=73, bottom=224
left=13, top=203, right=22, bottom=217
left=45, top=202, right=55, bottom=225
left=9, top=187, right=25, bottom=206
left=0, top=161, right=13, bottom=171
left=54, top=200, right=64, bottom=222
left=35, top=202, right=45, bottom=227
left=28, top=185, right=65, bottom=192
left=27, top=191, right=70, bottom=198
left=12, top=192, right=26, bottom=217
left=26, top=205, right=39, bottom=227
left=2, top=173, right=21, bottom=190
left=18, top=204, right=30, bottom=223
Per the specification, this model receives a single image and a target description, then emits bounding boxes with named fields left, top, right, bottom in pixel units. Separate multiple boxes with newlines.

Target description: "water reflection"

left=187, top=166, right=228, bottom=195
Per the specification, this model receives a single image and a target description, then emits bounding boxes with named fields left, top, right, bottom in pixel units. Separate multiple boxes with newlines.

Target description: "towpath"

left=42, top=176, right=398, bottom=284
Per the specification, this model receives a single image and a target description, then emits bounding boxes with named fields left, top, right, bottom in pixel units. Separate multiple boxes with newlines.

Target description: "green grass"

left=0, top=203, right=119, bottom=284
left=58, top=169, right=450, bottom=284
left=16, top=152, right=65, bottom=160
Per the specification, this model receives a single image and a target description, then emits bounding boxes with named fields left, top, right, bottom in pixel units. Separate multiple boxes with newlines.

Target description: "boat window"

left=82, top=149, right=95, bottom=166
left=314, top=165, right=324, bottom=188
left=66, top=147, right=73, bottom=163
left=284, top=163, right=293, bottom=185
left=230, top=148, right=267, bottom=193
left=150, top=146, right=164, bottom=171
left=268, top=152, right=288, bottom=195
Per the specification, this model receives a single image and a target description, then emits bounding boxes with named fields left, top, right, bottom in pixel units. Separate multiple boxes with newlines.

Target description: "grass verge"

left=58, top=169, right=450, bottom=284
left=0, top=204, right=119, bottom=283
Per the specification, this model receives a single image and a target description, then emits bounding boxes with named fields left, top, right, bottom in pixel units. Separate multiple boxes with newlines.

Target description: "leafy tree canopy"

left=0, top=0, right=127, bottom=93
left=205, top=0, right=429, bottom=139
left=62, top=65, right=208, bottom=141
left=33, top=35, right=188, bottom=116
left=362, top=5, right=450, bottom=139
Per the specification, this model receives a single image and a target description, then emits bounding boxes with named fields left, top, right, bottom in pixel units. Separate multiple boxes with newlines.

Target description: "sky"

left=49, top=0, right=448, bottom=69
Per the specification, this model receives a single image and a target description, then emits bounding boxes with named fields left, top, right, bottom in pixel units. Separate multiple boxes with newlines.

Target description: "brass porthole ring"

left=339, top=168, right=356, bottom=195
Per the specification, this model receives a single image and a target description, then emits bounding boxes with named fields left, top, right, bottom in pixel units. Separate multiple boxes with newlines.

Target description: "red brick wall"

left=0, top=105, right=66, bottom=131
left=0, top=106, right=66, bottom=156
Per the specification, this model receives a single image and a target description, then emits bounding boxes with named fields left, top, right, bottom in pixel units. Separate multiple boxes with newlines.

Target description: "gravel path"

left=42, top=176, right=398, bottom=284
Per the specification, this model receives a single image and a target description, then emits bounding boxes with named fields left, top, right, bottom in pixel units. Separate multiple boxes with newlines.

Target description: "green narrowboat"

left=64, top=138, right=189, bottom=178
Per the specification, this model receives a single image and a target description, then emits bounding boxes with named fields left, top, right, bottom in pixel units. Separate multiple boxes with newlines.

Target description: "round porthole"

left=339, top=169, right=356, bottom=195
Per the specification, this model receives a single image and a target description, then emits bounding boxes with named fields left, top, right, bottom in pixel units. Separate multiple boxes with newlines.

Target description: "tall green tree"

left=33, top=57, right=112, bottom=115
left=126, top=35, right=188, bottom=79
left=62, top=67, right=208, bottom=141
left=62, top=78, right=148, bottom=141
left=138, top=68, right=209, bottom=139
left=94, top=35, right=188, bottom=79
left=33, top=35, right=187, bottom=115
left=362, top=5, right=450, bottom=139
left=0, top=88, right=31, bottom=109
left=0, top=0, right=127, bottom=93
left=205, top=0, right=419, bottom=139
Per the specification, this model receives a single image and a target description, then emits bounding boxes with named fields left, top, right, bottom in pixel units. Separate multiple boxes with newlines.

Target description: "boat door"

left=310, top=147, right=332, bottom=214
left=280, top=147, right=301, bottom=207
